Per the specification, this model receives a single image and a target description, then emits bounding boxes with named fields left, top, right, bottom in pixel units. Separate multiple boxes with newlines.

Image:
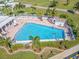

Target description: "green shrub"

left=12, top=44, right=24, bottom=51
left=0, top=38, right=10, bottom=47
left=59, top=14, right=68, bottom=18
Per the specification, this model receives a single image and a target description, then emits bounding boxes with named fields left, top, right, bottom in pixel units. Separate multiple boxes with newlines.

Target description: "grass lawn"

left=15, top=7, right=79, bottom=27
left=0, top=0, right=79, bottom=59
left=13, top=7, right=46, bottom=16
left=0, top=39, right=79, bottom=59
left=0, top=48, right=37, bottom=59
left=15, top=0, right=49, bottom=6
left=57, top=0, right=79, bottom=9
left=56, top=11, right=79, bottom=26
left=40, top=39, right=79, bottom=49
left=15, top=0, right=79, bottom=9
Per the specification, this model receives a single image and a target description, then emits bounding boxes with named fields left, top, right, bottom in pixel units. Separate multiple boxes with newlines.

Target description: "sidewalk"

left=0, top=46, right=63, bottom=55
left=6, top=2, right=79, bottom=15
left=49, top=44, right=79, bottom=59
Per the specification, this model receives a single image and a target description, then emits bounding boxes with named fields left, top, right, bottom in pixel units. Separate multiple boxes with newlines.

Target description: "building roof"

left=0, top=16, right=9, bottom=23
left=0, top=16, right=15, bottom=28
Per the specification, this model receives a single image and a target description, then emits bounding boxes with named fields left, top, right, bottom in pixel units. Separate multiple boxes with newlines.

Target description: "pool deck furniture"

left=49, top=44, right=79, bottom=59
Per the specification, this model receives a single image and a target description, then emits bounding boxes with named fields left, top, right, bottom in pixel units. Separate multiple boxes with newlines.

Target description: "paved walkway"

left=0, top=44, right=79, bottom=59
left=49, top=44, right=79, bottom=59
left=6, top=2, right=79, bottom=15
left=34, top=6, right=79, bottom=14
left=0, top=46, right=63, bottom=55
left=24, top=4, right=79, bottom=15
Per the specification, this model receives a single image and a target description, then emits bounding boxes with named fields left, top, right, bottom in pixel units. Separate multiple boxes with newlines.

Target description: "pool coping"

left=15, top=39, right=64, bottom=44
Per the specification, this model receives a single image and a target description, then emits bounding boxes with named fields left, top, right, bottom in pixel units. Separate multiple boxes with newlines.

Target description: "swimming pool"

left=15, top=23, right=65, bottom=41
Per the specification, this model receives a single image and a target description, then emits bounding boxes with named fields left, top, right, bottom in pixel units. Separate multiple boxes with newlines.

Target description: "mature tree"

left=14, top=2, right=25, bottom=15
left=8, top=40, right=12, bottom=48
left=45, top=7, right=51, bottom=16
left=45, top=0, right=57, bottom=16
left=14, top=2, right=25, bottom=9
left=49, top=0, right=57, bottom=7
left=63, top=0, right=70, bottom=5
left=67, top=17, right=79, bottom=38
left=31, top=6, right=36, bottom=14
left=67, top=18, right=74, bottom=27
left=51, top=8, right=56, bottom=16
left=1, top=2, right=12, bottom=15
left=45, top=7, right=56, bottom=17
left=74, top=2, right=79, bottom=11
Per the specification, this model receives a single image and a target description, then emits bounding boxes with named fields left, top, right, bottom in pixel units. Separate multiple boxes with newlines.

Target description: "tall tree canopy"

left=74, top=2, right=79, bottom=10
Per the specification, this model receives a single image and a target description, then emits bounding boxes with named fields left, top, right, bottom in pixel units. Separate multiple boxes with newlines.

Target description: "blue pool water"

left=15, top=23, right=65, bottom=41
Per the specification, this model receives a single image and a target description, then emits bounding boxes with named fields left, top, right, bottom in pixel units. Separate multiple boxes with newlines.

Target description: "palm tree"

left=1, top=1, right=14, bottom=16
left=45, top=8, right=56, bottom=17
left=45, top=7, right=51, bottom=16
left=8, top=40, right=12, bottom=48
left=14, top=2, right=25, bottom=15
left=49, top=0, right=57, bottom=7
left=32, top=36, right=40, bottom=49
left=45, top=0, right=57, bottom=17
left=31, top=6, right=36, bottom=14
left=14, top=2, right=25, bottom=9
left=51, top=8, right=56, bottom=16
left=7, top=38, right=13, bottom=52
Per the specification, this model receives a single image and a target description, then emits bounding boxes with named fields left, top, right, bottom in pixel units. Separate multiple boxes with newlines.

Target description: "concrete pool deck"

left=6, top=16, right=70, bottom=42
